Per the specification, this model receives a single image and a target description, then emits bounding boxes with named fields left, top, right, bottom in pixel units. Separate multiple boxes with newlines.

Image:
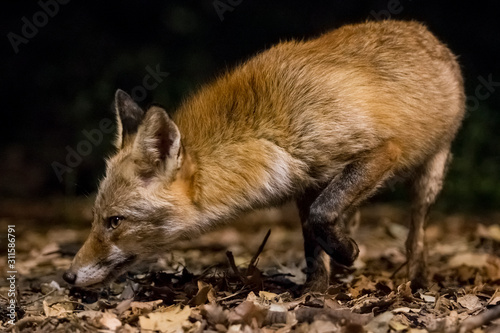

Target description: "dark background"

left=1, top=0, right=499, bottom=211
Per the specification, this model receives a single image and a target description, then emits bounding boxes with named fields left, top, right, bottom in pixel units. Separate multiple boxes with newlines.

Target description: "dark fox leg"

left=300, top=141, right=401, bottom=291
left=329, top=208, right=361, bottom=282
left=407, top=147, right=451, bottom=290
left=298, top=188, right=331, bottom=292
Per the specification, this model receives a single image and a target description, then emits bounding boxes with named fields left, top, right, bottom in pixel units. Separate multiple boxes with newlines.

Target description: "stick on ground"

left=246, top=229, right=271, bottom=276
left=459, top=304, right=500, bottom=333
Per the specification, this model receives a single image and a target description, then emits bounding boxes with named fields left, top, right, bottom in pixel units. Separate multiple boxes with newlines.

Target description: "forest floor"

left=1, top=198, right=500, bottom=332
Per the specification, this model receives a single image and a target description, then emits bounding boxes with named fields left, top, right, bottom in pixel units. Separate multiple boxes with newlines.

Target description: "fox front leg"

left=300, top=141, right=401, bottom=292
left=299, top=200, right=359, bottom=292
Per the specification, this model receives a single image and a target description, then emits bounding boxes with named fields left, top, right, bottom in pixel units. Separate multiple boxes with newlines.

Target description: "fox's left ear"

left=114, top=89, right=145, bottom=149
left=134, top=105, right=182, bottom=177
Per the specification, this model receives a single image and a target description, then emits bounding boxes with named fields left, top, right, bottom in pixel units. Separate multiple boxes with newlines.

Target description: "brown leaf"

left=458, top=294, right=483, bottom=312
left=130, top=299, right=163, bottom=314
left=139, top=305, right=191, bottom=332
left=189, top=280, right=216, bottom=306
left=99, top=311, right=122, bottom=330
left=227, top=301, right=268, bottom=327
left=350, top=275, right=377, bottom=298
left=200, top=303, right=228, bottom=326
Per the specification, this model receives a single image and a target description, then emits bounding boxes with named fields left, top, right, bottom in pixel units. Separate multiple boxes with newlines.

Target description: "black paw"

left=316, top=233, right=359, bottom=267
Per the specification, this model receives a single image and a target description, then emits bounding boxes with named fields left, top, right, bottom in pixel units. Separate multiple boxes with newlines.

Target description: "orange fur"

left=64, top=20, right=464, bottom=288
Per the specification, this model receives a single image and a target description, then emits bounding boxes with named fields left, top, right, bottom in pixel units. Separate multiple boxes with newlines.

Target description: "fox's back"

left=174, top=20, right=464, bottom=208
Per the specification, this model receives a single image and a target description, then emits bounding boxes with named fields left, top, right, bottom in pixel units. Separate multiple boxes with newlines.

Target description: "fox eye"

left=107, top=216, right=125, bottom=229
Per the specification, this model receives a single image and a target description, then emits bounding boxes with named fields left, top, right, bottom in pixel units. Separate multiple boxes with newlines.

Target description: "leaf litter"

left=1, top=201, right=500, bottom=332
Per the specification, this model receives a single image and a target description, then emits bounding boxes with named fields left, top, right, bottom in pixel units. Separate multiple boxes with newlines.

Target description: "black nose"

left=63, top=271, right=77, bottom=284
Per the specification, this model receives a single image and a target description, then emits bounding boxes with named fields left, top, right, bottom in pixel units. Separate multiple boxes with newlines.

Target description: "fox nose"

left=63, top=271, right=77, bottom=284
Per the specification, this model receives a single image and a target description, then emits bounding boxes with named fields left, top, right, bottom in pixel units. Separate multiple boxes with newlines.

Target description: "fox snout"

left=63, top=235, right=136, bottom=287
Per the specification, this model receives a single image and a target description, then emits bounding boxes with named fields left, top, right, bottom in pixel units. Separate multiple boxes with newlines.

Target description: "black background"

left=1, top=0, right=499, bottom=210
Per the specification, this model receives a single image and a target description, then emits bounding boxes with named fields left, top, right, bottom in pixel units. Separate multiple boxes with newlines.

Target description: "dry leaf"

left=308, top=319, right=338, bottom=333
left=100, top=311, right=122, bottom=330
left=227, top=301, right=268, bottom=327
left=420, top=294, right=436, bottom=303
left=190, top=281, right=215, bottom=306
left=259, top=291, right=280, bottom=302
left=200, top=303, right=228, bottom=326
left=350, top=275, right=377, bottom=298
left=115, top=299, right=133, bottom=315
left=76, top=310, right=102, bottom=320
left=449, top=253, right=489, bottom=268
left=131, top=299, right=163, bottom=314
left=365, top=311, right=394, bottom=333
left=477, top=224, right=500, bottom=242
left=389, top=314, right=411, bottom=331
left=458, top=294, right=482, bottom=312
left=139, top=305, right=191, bottom=332
left=42, top=299, right=75, bottom=317
left=392, top=307, right=411, bottom=313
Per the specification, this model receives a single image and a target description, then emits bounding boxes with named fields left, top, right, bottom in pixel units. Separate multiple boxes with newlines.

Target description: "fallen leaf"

left=259, top=291, right=280, bottom=302
left=350, top=275, right=377, bottom=298
left=308, top=319, right=339, bottom=333
left=131, top=299, right=163, bottom=314
left=227, top=324, right=242, bottom=333
left=200, top=303, right=228, bottom=326
left=100, top=311, right=122, bottom=330
left=139, top=305, right=191, bottom=332
left=115, top=299, right=133, bottom=315
left=227, top=301, right=268, bottom=327
left=389, top=314, right=410, bottom=331
left=42, top=299, right=75, bottom=317
left=392, top=307, right=411, bottom=313
left=189, top=280, right=216, bottom=306
left=365, top=311, right=394, bottom=333
left=477, top=224, right=500, bottom=242
left=420, top=294, right=436, bottom=303
left=458, top=294, right=482, bottom=312
left=76, top=310, right=102, bottom=320
left=449, top=253, right=489, bottom=268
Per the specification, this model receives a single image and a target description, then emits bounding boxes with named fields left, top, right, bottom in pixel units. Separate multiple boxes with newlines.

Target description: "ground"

left=1, top=198, right=500, bottom=332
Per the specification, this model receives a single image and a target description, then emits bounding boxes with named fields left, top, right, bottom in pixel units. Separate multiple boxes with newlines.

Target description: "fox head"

left=63, top=90, right=198, bottom=287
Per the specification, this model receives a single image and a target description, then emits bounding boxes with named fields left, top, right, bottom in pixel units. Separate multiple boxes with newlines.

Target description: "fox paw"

left=317, top=233, right=359, bottom=267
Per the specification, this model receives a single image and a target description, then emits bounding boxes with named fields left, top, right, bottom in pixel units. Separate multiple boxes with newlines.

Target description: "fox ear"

left=134, top=105, right=182, bottom=177
left=114, top=89, right=145, bottom=148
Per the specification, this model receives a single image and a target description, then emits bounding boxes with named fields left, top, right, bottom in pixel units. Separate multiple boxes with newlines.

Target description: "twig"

left=22, top=289, right=56, bottom=306
left=45, top=300, right=94, bottom=310
left=246, top=229, right=271, bottom=276
left=5, top=315, right=45, bottom=331
left=226, top=251, right=246, bottom=283
left=218, top=288, right=248, bottom=301
left=390, top=260, right=408, bottom=279
left=294, top=307, right=373, bottom=325
left=459, top=304, right=500, bottom=333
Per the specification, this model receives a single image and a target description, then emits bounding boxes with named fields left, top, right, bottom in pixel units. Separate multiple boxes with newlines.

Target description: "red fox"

left=63, top=20, right=464, bottom=292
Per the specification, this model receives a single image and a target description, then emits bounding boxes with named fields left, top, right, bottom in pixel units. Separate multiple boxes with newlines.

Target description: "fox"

left=63, top=20, right=465, bottom=292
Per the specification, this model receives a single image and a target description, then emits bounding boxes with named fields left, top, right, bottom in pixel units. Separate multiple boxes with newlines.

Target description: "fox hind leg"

left=407, top=147, right=451, bottom=290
